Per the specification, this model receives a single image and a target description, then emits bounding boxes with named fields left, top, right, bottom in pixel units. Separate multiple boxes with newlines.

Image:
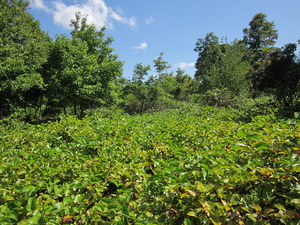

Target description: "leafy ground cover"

left=0, top=106, right=300, bottom=224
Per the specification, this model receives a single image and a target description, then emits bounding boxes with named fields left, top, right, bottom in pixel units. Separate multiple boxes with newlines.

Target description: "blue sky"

left=29, top=0, right=300, bottom=79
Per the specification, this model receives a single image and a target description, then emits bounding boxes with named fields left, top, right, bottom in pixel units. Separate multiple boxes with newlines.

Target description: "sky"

left=28, top=0, right=300, bottom=79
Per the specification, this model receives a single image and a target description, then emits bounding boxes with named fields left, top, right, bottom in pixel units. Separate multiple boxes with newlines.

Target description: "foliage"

left=194, top=34, right=251, bottom=96
left=123, top=59, right=191, bottom=114
left=153, top=52, right=171, bottom=78
left=243, top=13, right=280, bottom=96
left=172, top=69, right=192, bottom=99
left=194, top=32, right=221, bottom=91
left=243, top=13, right=278, bottom=62
left=0, top=0, right=50, bottom=117
left=1, top=106, right=300, bottom=224
left=255, top=43, right=300, bottom=110
left=42, top=13, right=123, bottom=119
left=201, top=88, right=239, bottom=108
left=123, top=63, right=157, bottom=113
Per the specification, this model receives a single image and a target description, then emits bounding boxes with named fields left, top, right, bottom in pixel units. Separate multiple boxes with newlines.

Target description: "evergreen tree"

left=243, top=13, right=279, bottom=95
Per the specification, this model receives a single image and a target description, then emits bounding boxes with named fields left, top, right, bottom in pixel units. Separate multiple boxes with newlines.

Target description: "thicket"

left=1, top=106, right=300, bottom=224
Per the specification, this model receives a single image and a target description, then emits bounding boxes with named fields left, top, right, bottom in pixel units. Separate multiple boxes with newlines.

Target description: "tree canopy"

left=1, top=5, right=299, bottom=119
left=0, top=0, right=50, bottom=117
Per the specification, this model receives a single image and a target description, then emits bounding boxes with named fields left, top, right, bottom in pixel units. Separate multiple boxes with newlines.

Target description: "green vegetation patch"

left=0, top=106, right=299, bottom=224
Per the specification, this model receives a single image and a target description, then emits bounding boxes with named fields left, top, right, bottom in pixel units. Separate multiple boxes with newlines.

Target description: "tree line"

left=1, top=0, right=300, bottom=122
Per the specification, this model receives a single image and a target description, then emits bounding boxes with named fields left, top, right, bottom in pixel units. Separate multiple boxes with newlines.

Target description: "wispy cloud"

left=30, top=0, right=137, bottom=30
left=145, top=16, right=154, bottom=24
left=176, top=62, right=195, bottom=69
left=133, top=42, right=148, bottom=50
left=30, top=0, right=51, bottom=12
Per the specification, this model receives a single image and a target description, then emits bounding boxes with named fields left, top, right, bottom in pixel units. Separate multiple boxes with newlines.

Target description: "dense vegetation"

left=1, top=0, right=300, bottom=224
left=1, top=106, right=300, bottom=224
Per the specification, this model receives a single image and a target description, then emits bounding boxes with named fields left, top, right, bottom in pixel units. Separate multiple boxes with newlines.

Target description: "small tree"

left=172, top=68, right=194, bottom=101
left=123, top=63, right=152, bottom=113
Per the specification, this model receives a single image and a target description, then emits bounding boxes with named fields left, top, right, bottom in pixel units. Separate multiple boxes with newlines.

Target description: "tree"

left=194, top=32, right=222, bottom=92
left=172, top=68, right=194, bottom=101
left=243, top=13, right=279, bottom=95
left=0, top=0, right=50, bottom=118
left=243, top=12, right=278, bottom=61
left=211, top=41, right=251, bottom=96
left=153, top=52, right=171, bottom=78
left=132, top=63, right=151, bottom=84
left=194, top=33, right=250, bottom=96
left=256, top=43, right=300, bottom=109
left=123, top=63, right=153, bottom=113
left=42, top=13, right=123, bottom=118
left=152, top=52, right=176, bottom=98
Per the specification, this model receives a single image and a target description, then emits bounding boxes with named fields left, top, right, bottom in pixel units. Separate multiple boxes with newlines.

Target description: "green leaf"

left=187, top=190, right=197, bottom=197
left=246, top=213, right=257, bottom=222
left=237, top=129, right=247, bottom=138
left=232, top=143, right=246, bottom=150
left=23, top=185, right=36, bottom=197
left=274, top=204, right=286, bottom=211
left=26, top=212, right=42, bottom=224
left=26, top=197, right=36, bottom=211
left=6, top=211, right=18, bottom=221
left=292, top=165, right=300, bottom=172
left=187, top=211, right=198, bottom=218
left=108, top=203, right=118, bottom=210
left=183, top=218, right=192, bottom=225
left=246, top=133, right=261, bottom=140
left=122, top=205, right=129, bottom=217
left=255, top=142, right=270, bottom=150
left=291, top=199, right=300, bottom=205
left=0, top=219, right=13, bottom=225
left=54, top=185, right=63, bottom=195
left=63, top=197, right=73, bottom=204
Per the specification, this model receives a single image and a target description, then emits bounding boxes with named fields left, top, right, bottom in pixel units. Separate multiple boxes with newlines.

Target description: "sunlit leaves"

left=0, top=106, right=299, bottom=223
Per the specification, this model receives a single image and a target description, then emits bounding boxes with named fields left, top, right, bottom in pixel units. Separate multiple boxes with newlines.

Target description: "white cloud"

left=145, top=16, right=154, bottom=24
left=176, top=62, right=195, bottom=69
left=30, top=0, right=137, bottom=30
left=134, top=42, right=148, bottom=50
left=110, top=10, right=137, bottom=29
left=30, top=0, right=51, bottom=12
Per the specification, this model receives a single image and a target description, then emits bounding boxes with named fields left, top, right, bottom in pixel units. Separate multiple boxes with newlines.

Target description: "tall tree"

left=243, top=13, right=279, bottom=95
left=0, top=0, right=50, bottom=117
left=243, top=12, right=278, bottom=61
left=132, top=63, right=151, bottom=84
left=153, top=52, right=171, bottom=78
left=256, top=43, right=300, bottom=109
left=194, top=33, right=250, bottom=96
left=194, top=32, right=222, bottom=92
left=42, top=13, right=123, bottom=118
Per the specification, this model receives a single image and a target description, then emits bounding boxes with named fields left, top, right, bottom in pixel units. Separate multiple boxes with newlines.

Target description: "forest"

left=1, top=0, right=300, bottom=224
left=1, top=0, right=299, bottom=121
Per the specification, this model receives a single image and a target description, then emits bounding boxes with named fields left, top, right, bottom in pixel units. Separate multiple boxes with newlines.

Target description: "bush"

left=201, top=88, right=239, bottom=108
